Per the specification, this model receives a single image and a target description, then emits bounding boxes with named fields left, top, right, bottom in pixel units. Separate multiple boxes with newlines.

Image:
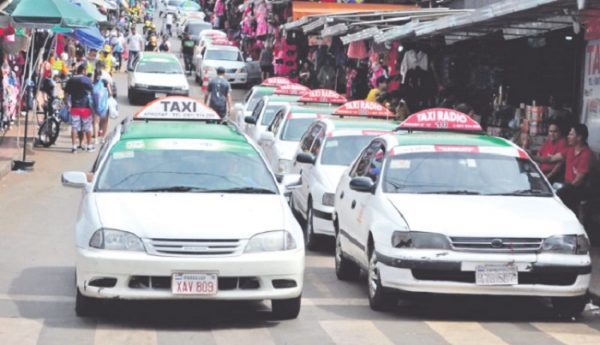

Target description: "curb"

left=591, top=288, right=600, bottom=306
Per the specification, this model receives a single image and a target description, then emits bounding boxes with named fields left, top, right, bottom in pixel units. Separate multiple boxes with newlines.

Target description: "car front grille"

left=128, top=276, right=259, bottom=290
left=147, top=238, right=241, bottom=256
left=411, top=269, right=577, bottom=286
left=450, top=237, right=543, bottom=253
left=146, top=85, right=177, bottom=91
left=226, top=68, right=237, bottom=73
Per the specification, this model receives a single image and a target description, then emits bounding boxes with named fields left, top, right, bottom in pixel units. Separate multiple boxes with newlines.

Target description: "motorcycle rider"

left=181, top=32, right=195, bottom=75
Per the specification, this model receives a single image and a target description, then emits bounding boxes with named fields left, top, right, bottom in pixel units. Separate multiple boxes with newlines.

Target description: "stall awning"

left=291, top=1, right=417, bottom=21
left=378, top=0, right=596, bottom=43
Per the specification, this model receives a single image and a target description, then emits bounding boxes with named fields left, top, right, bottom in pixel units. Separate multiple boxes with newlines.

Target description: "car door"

left=269, top=114, right=288, bottom=171
left=304, top=126, right=326, bottom=216
left=261, top=109, right=284, bottom=164
left=246, top=98, right=264, bottom=138
left=338, top=141, right=384, bottom=262
left=293, top=123, right=322, bottom=218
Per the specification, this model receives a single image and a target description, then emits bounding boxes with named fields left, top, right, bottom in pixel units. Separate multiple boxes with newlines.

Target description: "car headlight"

left=277, top=159, right=293, bottom=174
left=541, top=234, right=590, bottom=255
left=391, top=231, right=451, bottom=249
left=244, top=230, right=297, bottom=253
left=134, top=83, right=149, bottom=88
left=89, top=229, right=145, bottom=252
left=322, top=192, right=335, bottom=207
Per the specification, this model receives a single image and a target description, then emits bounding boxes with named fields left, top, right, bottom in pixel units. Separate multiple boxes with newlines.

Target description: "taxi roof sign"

left=210, top=38, right=234, bottom=46
left=399, top=108, right=482, bottom=132
left=334, top=100, right=394, bottom=118
left=298, top=89, right=347, bottom=105
left=202, top=30, right=227, bottom=38
left=134, top=96, right=220, bottom=121
left=261, top=77, right=292, bottom=87
left=274, top=83, right=310, bottom=96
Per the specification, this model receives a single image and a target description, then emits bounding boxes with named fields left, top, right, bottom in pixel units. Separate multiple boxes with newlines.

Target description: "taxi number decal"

left=113, top=151, right=135, bottom=159
left=126, top=140, right=145, bottom=149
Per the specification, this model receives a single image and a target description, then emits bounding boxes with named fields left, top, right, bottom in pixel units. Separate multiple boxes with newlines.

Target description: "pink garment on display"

left=56, top=34, right=65, bottom=55
left=214, top=0, right=225, bottom=16
left=370, top=64, right=386, bottom=89
left=346, top=68, right=357, bottom=98
left=347, top=40, right=368, bottom=59
left=256, top=17, right=268, bottom=37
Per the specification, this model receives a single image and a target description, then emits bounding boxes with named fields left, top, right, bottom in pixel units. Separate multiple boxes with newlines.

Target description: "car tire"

left=271, top=295, right=301, bottom=320
left=304, top=201, right=318, bottom=251
left=551, top=296, right=588, bottom=318
left=195, top=74, right=201, bottom=84
left=75, top=289, right=101, bottom=317
left=335, top=229, right=360, bottom=281
left=128, top=88, right=136, bottom=105
left=367, top=244, right=395, bottom=311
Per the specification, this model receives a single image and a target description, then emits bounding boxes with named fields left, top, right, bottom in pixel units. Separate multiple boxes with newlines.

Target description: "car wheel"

left=367, top=244, right=395, bottom=311
left=195, top=73, right=201, bottom=84
left=271, top=295, right=301, bottom=320
left=335, top=229, right=360, bottom=281
left=551, top=296, right=588, bottom=318
left=75, top=289, right=101, bottom=317
left=305, top=202, right=318, bottom=251
left=128, top=88, right=136, bottom=105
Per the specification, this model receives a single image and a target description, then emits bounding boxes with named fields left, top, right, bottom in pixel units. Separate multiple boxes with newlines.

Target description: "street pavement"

left=1, top=31, right=600, bottom=345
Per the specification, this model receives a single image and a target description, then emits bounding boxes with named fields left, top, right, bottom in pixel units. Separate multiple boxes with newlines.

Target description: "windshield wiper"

left=138, top=186, right=208, bottom=192
left=427, top=190, right=481, bottom=195
left=204, top=187, right=277, bottom=194
left=487, top=189, right=551, bottom=196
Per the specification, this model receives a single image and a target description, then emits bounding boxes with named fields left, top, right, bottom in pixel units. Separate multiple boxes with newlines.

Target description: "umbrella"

left=70, top=0, right=107, bottom=23
left=11, top=0, right=97, bottom=28
left=89, top=0, right=117, bottom=10
left=65, top=26, right=104, bottom=50
left=179, top=0, right=200, bottom=11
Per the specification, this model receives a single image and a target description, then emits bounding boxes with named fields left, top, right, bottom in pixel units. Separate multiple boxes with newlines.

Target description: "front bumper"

left=76, top=248, right=304, bottom=300
left=312, top=205, right=334, bottom=237
left=132, top=87, right=189, bottom=98
left=375, top=249, right=591, bottom=297
left=205, top=71, right=247, bottom=85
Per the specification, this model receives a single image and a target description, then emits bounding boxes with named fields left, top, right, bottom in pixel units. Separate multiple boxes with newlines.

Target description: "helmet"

left=103, top=44, right=112, bottom=53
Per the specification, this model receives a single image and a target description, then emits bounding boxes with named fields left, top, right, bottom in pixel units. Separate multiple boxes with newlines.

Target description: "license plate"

left=156, top=93, right=167, bottom=98
left=172, top=272, right=218, bottom=295
left=475, top=264, right=518, bottom=286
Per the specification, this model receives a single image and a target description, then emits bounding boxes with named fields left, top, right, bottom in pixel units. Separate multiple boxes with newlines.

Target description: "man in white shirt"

left=127, top=27, right=145, bottom=70
left=165, top=13, right=174, bottom=37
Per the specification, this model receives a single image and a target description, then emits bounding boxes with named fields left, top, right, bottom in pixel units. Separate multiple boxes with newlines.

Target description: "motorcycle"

left=37, top=97, right=66, bottom=148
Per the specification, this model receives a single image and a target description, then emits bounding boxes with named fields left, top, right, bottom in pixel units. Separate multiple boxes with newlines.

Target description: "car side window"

left=299, top=124, right=320, bottom=153
left=269, top=110, right=285, bottom=136
left=365, top=145, right=386, bottom=183
left=310, top=127, right=325, bottom=157
left=351, top=141, right=382, bottom=178
left=251, top=99, right=264, bottom=120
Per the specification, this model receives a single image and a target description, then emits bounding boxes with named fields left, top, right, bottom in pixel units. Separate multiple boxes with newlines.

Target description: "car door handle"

left=351, top=200, right=356, bottom=209
left=340, top=191, right=344, bottom=199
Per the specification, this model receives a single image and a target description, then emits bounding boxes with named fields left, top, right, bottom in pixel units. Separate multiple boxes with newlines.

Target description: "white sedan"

left=195, top=44, right=247, bottom=85
left=62, top=99, right=304, bottom=319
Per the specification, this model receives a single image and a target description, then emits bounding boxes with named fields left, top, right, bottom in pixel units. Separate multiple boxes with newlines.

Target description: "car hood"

left=276, top=141, right=301, bottom=161
left=202, top=60, right=245, bottom=69
left=386, top=194, right=580, bottom=237
left=134, top=72, right=188, bottom=87
left=319, top=165, right=348, bottom=191
left=94, top=193, right=286, bottom=239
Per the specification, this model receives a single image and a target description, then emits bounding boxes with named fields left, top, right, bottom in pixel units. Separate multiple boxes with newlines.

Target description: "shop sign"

left=135, top=96, right=220, bottom=120
left=399, top=108, right=482, bottom=131
left=274, top=83, right=310, bottom=96
left=582, top=39, right=600, bottom=151
left=334, top=100, right=393, bottom=118
left=298, top=89, right=347, bottom=104
left=261, top=77, right=292, bottom=87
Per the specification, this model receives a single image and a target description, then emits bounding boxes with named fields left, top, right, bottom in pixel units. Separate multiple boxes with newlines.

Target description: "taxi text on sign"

left=400, top=108, right=482, bottom=131
left=135, top=96, right=220, bottom=120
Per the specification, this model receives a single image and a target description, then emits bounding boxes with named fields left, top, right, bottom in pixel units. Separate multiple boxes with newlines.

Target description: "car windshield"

left=261, top=105, right=284, bottom=125
left=188, top=23, right=211, bottom=35
left=321, top=136, right=375, bottom=166
left=205, top=49, right=242, bottom=61
left=96, top=139, right=278, bottom=194
left=281, top=118, right=317, bottom=141
left=246, top=89, right=270, bottom=111
left=136, top=58, right=182, bottom=74
left=168, top=0, right=182, bottom=6
left=383, top=152, right=552, bottom=196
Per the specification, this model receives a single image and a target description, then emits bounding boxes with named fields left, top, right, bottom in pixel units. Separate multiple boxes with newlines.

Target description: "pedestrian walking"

left=64, top=64, right=94, bottom=153
left=204, top=67, right=232, bottom=119
left=127, top=27, right=144, bottom=70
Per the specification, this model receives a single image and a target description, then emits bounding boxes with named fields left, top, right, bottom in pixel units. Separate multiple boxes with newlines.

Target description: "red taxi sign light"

left=134, top=96, right=220, bottom=120
left=399, top=108, right=482, bottom=132
left=210, top=38, right=234, bottom=46
left=203, top=30, right=227, bottom=38
left=261, top=77, right=292, bottom=87
left=298, top=89, right=347, bottom=105
left=274, top=83, right=310, bottom=96
left=334, top=100, right=394, bottom=118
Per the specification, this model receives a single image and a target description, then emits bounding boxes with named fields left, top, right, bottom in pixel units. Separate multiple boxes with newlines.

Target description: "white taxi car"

left=62, top=97, right=304, bottom=319
left=127, top=52, right=189, bottom=105
left=291, top=101, right=397, bottom=249
left=195, top=40, right=247, bottom=85
left=334, top=108, right=591, bottom=316
left=231, top=77, right=292, bottom=126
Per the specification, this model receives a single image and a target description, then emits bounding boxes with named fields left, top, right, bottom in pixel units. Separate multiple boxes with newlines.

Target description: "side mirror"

left=127, top=65, right=134, bottom=72
left=281, top=174, right=302, bottom=190
left=259, top=131, right=275, bottom=143
left=62, top=171, right=89, bottom=188
left=244, top=116, right=257, bottom=125
left=349, top=176, right=375, bottom=193
left=296, top=152, right=315, bottom=165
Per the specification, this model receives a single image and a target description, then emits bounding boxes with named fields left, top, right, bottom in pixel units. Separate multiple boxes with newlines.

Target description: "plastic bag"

left=108, top=97, right=118, bottom=119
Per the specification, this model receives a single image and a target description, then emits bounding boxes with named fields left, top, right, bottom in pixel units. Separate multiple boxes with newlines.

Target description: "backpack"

left=208, top=78, right=228, bottom=111
left=92, top=81, right=109, bottom=115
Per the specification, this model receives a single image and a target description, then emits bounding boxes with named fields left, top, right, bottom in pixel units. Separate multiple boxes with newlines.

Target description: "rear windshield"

left=205, top=49, right=242, bottom=61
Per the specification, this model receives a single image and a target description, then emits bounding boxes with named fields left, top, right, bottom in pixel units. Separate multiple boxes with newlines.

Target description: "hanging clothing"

left=347, top=40, right=368, bottom=60
left=400, top=49, right=428, bottom=83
